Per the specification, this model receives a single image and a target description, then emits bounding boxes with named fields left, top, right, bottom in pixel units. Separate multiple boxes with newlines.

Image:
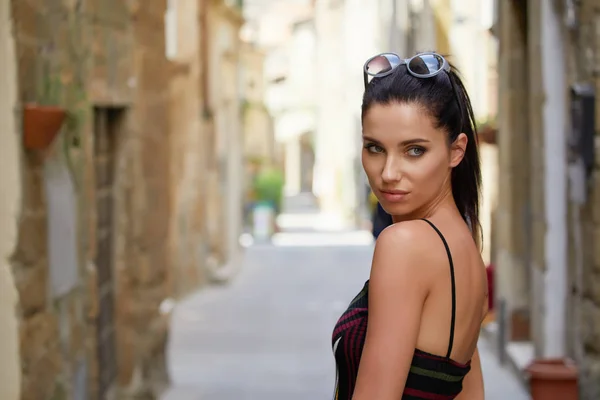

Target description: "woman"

left=332, top=52, right=488, bottom=399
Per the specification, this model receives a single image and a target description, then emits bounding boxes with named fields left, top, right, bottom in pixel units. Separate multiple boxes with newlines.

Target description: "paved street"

left=162, top=205, right=530, bottom=399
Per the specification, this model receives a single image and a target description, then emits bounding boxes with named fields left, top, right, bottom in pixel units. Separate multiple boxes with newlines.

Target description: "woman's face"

left=361, top=102, right=466, bottom=218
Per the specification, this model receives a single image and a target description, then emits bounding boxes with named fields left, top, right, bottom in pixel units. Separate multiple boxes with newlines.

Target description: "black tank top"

left=331, top=219, right=472, bottom=399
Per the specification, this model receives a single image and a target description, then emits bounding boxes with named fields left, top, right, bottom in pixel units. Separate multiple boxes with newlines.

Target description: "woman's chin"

left=378, top=202, right=407, bottom=218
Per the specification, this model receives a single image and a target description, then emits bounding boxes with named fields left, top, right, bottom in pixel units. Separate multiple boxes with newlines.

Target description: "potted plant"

left=22, top=104, right=67, bottom=150
left=477, top=115, right=498, bottom=145
left=525, top=358, right=579, bottom=400
left=23, top=65, right=67, bottom=151
left=251, top=165, right=285, bottom=240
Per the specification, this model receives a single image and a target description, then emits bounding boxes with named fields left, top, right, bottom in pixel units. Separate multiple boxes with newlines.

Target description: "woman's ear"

left=450, top=133, right=468, bottom=168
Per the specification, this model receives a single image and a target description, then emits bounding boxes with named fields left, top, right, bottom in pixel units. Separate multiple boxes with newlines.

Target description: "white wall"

left=540, top=0, right=568, bottom=358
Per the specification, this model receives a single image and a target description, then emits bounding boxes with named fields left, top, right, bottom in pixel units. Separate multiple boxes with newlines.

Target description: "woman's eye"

left=407, top=147, right=425, bottom=157
left=364, top=143, right=384, bottom=153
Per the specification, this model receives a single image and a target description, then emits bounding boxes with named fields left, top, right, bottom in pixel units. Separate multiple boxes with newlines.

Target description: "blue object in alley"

left=372, top=202, right=393, bottom=239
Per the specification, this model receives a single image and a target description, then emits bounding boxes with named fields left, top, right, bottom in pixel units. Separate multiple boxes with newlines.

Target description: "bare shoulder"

left=371, top=220, right=439, bottom=286
left=375, top=220, right=439, bottom=261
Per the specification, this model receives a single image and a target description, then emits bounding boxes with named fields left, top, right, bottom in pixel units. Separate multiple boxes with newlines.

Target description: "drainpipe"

left=540, top=0, right=567, bottom=359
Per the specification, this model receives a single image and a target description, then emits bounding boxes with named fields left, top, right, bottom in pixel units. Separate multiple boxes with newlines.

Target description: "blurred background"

left=0, top=0, right=597, bottom=399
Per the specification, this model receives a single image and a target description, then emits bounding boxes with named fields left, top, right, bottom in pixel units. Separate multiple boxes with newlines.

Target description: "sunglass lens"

left=408, top=54, right=444, bottom=76
left=366, top=54, right=401, bottom=76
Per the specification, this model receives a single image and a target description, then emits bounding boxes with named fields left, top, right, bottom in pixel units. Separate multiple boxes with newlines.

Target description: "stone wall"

left=570, top=0, right=600, bottom=397
left=167, top=0, right=209, bottom=297
left=205, top=0, right=244, bottom=277
left=8, top=0, right=248, bottom=397
left=11, top=1, right=95, bottom=398
left=496, top=0, right=600, bottom=397
left=494, top=0, right=533, bottom=342
left=114, top=0, right=172, bottom=396
left=11, top=0, right=172, bottom=398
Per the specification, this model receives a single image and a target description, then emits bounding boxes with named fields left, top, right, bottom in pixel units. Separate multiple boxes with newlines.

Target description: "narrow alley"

left=162, top=197, right=530, bottom=400
left=2, top=1, right=599, bottom=399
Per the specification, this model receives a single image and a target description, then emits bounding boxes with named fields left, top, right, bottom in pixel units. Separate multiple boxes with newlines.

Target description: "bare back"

left=415, top=217, right=488, bottom=364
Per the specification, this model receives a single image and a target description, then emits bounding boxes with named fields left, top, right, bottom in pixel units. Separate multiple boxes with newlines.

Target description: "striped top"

left=331, top=219, right=471, bottom=399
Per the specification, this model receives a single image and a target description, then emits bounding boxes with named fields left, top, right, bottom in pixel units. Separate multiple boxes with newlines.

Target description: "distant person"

left=367, top=189, right=393, bottom=238
left=371, top=201, right=393, bottom=238
left=332, top=52, right=487, bottom=399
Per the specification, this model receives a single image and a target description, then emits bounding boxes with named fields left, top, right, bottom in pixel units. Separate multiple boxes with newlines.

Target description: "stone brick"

left=115, top=325, right=135, bottom=385
left=593, top=169, right=600, bottom=225
left=594, top=222, right=600, bottom=275
left=19, top=312, right=59, bottom=374
left=13, top=213, right=47, bottom=269
left=20, top=161, right=46, bottom=212
left=581, top=299, right=600, bottom=354
left=14, top=264, right=48, bottom=316
left=20, top=345, right=64, bottom=400
left=68, top=294, right=86, bottom=357
left=584, top=258, right=600, bottom=302
left=86, top=265, right=98, bottom=320
left=581, top=355, right=600, bottom=400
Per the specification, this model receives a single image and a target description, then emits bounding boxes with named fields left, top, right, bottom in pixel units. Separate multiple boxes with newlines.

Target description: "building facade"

left=9, top=0, right=174, bottom=398
left=4, top=0, right=248, bottom=399
left=167, top=0, right=210, bottom=297
left=494, top=0, right=600, bottom=398
left=204, top=0, right=245, bottom=280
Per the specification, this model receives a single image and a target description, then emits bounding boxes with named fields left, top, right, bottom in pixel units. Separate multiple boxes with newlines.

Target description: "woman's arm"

left=351, top=222, right=432, bottom=400
left=455, top=347, right=484, bottom=400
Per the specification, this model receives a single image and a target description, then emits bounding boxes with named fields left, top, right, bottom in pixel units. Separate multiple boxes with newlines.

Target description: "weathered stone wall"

left=205, top=0, right=244, bottom=276
left=9, top=0, right=246, bottom=397
left=498, top=0, right=600, bottom=397
left=569, top=1, right=600, bottom=398
left=117, top=0, right=172, bottom=396
left=167, top=0, right=209, bottom=297
left=11, top=0, right=172, bottom=398
left=494, top=0, right=533, bottom=342
left=11, top=1, right=96, bottom=398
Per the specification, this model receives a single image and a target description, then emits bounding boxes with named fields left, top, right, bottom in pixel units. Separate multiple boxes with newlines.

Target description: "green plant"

left=476, top=115, right=497, bottom=131
left=34, top=52, right=63, bottom=106
left=253, top=167, right=285, bottom=213
left=476, top=114, right=498, bottom=144
left=39, top=74, right=63, bottom=105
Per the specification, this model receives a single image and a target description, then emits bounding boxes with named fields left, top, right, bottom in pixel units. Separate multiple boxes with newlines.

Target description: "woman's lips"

left=379, top=190, right=409, bottom=202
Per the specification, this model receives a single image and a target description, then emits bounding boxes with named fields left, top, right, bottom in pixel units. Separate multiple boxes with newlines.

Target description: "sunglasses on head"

left=363, top=51, right=463, bottom=129
left=363, top=51, right=451, bottom=88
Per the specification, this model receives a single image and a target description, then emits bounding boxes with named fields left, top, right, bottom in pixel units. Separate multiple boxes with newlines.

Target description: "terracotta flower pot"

left=22, top=104, right=66, bottom=150
left=478, top=125, right=497, bottom=144
left=525, top=358, right=579, bottom=400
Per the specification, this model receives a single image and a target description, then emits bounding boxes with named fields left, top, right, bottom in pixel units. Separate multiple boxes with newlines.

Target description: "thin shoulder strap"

left=421, top=218, right=456, bottom=359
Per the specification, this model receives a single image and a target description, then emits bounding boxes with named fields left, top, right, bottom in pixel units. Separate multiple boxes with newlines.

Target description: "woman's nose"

left=381, top=157, right=401, bottom=183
